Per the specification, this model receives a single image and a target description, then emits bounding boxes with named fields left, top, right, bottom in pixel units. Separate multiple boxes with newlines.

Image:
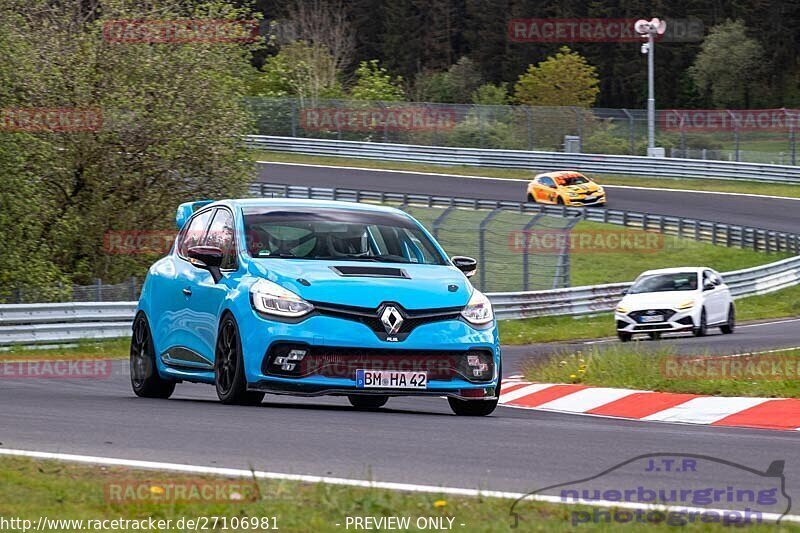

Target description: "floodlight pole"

left=646, top=31, right=655, bottom=154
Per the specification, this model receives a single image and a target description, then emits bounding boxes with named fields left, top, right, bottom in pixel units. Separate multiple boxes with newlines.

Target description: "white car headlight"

left=250, top=279, right=314, bottom=318
left=461, top=289, right=494, bottom=326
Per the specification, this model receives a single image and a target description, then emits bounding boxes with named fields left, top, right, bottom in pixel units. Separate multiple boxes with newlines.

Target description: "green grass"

left=1, top=457, right=795, bottom=532
left=253, top=149, right=800, bottom=199
left=0, top=338, right=129, bottom=360
left=499, top=281, right=800, bottom=345
left=523, top=345, right=800, bottom=398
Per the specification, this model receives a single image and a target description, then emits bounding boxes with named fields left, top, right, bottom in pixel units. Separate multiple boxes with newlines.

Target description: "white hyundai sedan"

left=614, top=267, right=735, bottom=342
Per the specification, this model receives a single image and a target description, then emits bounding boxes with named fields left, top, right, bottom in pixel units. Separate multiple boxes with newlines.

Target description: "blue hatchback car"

left=131, top=198, right=501, bottom=415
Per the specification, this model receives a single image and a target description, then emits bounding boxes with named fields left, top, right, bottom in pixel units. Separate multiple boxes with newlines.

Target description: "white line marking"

left=642, top=397, right=771, bottom=425
left=257, top=161, right=800, bottom=201
left=739, top=318, right=800, bottom=329
left=1, top=448, right=797, bottom=523
left=535, top=387, right=647, bottom=413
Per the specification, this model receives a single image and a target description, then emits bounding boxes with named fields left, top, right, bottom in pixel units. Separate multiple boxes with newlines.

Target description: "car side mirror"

left=451, top=256, right=477, bottom=278
left=188, top=246, right=223, bottom=283
left=703, top=281, right=715, bottom=291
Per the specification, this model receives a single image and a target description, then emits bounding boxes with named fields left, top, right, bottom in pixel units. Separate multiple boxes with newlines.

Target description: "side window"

left=178, top=209, right=214, bottom=257
left=204, top=209, right=237, bottom=270
left=541, top=177, right=555, bottom=188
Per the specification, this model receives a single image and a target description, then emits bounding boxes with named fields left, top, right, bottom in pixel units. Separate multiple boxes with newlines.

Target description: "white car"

left=614, top=267, right=735, bottom=342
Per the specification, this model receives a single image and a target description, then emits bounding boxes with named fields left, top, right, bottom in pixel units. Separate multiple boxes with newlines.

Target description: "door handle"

left=182, top=288, right=192, bottom=296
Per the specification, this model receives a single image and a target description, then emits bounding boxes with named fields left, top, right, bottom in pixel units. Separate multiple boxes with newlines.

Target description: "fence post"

left=572, top=107, right=583, bottom=152
left=521, top=213, right=545, bottom=291
left=95, top=278, right=103, bottom=302
left=478, top=106, right=485, bottom=148
left=130, top=277, right=138, bottom=301
left=432, top=204, right=456, bottom=240
left=622, top=108, right=634, bottom=154
left=728, top=111, right=740, bottom=162
left=290, top=99, right=297, bottom=137
left=525, top=106, right=533, bottom=150
left=478, top=208, right=503, bottom=291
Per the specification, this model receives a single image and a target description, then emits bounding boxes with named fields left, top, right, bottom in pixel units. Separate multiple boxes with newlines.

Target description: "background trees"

left=513, top=47, right=600, bottom=107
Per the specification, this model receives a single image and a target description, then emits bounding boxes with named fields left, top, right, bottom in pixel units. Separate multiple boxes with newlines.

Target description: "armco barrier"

left=247, top=136, right=800, bottom=184
left=1, top=257, right=798, bottom=343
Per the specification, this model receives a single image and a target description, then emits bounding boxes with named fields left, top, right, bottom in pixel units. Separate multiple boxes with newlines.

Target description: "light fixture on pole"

left=635, top=18, right=666, bottom=157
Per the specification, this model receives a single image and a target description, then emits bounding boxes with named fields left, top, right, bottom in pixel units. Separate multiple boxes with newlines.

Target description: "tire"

left=720, top=304, right=735, bottom=334
left=648, top=332, right=662, bottom=340
left=215, top=314, right=265, bottom=406
left=130, top=313, right=176, bottom=399
left=348, top=395, right=388, bottom=410
left=556, top=196, right=565, bottom=205
left=693, top=309, right=708, bottom=337
left=448, top=396, right=498, bottom=416
left=617, top=332, right=632, bottom=342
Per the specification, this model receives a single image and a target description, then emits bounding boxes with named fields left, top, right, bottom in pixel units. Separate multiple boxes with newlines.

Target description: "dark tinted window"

left=204, top=209, right=237, bottom=270
left=629, top=272, right=699, bottom=294
left=242, top=207, right=446, bottom=265
left=178, top=209, right=214, bottom=257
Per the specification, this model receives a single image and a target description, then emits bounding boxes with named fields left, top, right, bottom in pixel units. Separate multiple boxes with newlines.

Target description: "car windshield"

left=556, top=175, right=590, bottom=186
left=242, top=207, right=446, bottom=265
left=629, top=273, right=699, bottom=294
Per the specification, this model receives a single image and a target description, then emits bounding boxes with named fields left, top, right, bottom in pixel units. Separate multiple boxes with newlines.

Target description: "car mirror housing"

left=188, top=246, right=224, bottom=283
left=703, top=282, right=716, bottom=291
left=451, top=256, right=477, bottom=278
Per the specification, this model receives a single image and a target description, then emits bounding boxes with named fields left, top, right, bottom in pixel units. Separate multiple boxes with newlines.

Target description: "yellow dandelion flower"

left=434, top=500, right=447, bottom=508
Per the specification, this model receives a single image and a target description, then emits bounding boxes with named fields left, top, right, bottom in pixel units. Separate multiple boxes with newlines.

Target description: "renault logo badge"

left=380, top=306, right=404, bottom=335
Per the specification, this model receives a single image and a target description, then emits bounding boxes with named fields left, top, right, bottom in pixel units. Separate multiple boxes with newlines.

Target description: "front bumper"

left=564, top=193, right=606, bottom=206
left=615, top=308, right=697, bottom=334
left=238, top=311, right=501, bottom=399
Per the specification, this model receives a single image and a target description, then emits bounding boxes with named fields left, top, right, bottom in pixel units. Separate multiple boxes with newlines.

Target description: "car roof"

left=534, top=171, right=587, bottom=180
left=204, top=197, right=410, bottom=217
left=638, top=267, right=712, bottom=276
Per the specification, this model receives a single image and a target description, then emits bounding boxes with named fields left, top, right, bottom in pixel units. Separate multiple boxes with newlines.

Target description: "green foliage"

left=0, top=0, right=257, bottom=296
left=514, top=47, right=600, bottom=107
left=689, top=20, right=766, bottom=108
left=411, top=56, right=483, bottom=103
left=349, top=60, right=405, bottom=101
left=471, top=83, right=509, bottom=105
left=254, top=40, right=344, bottom=103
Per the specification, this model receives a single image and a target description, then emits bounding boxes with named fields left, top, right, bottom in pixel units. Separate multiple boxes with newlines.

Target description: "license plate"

left=356, top=370, right=427, bottom=389
left=640, top=315, right=664, bottom=323
left=583, top=196, right=595, bottom=201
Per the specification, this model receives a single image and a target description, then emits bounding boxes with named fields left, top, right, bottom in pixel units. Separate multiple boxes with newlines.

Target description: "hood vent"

left=330, top=266, right=410, bottom=279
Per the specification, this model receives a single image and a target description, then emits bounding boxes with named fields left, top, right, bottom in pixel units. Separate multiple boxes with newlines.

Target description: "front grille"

left=628, top=309, right=676, bottom=323
left=633, top=324, right=670, bottom=331
left=312, top=301, right=462, bottom=340
left=262, top=344, right=494, bottom=383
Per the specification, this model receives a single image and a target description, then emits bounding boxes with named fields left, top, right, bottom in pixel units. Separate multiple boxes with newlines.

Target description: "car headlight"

left=568, top=192, right=580, bottom=197
left=616, top=305, right=628, bottom=314
left=250, top=279, right=314, bottom=318
left=677, top=299, right=695, bottom=310
left=461, top=289, right=494, bottom=326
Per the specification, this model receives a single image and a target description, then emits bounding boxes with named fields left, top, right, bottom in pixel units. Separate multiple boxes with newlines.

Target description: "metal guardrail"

left=2, top=255, right=797, bottom=344
left=253, top=183, right=800, bottom=254
left=247, top=135, right=800, bottom=184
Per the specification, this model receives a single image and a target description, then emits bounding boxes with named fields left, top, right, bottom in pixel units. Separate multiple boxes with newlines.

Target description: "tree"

left=350, top=60, right=405, bottom=101
left=0, top=0, right=256, bottom=293
left=471, top=83, right=509, bottom=105
left=255, top=41, right=344, bottom=103
left=689, top=20, right=766, bottom=108
left=281, top=0, right=355, bottom=77
left=513, top=47, right=600, bottom=107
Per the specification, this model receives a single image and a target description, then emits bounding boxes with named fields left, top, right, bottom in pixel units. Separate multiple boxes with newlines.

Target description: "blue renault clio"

left=131, top=198, right=501, bottom=415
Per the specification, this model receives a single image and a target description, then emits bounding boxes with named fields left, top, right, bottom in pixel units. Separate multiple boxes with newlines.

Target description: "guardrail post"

left=478, top=208, right=503, bottom=291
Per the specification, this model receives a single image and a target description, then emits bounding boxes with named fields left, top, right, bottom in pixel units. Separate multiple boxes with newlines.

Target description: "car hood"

left=248, top=260, right=472, bottom=310
left=563, top=182, right=602, bottom=194
left=620, top=291, right=698, bottom=310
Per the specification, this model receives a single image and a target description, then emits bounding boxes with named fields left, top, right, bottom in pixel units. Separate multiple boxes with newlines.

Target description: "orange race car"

left=525, top=171, right=606, bottom=206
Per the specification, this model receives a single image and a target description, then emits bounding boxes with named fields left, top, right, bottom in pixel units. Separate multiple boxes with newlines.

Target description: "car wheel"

left=648, top=332, right=662, bottom=340
left=130, top=313, right=176, bottom=399
left=720, top=305, right=735, bottom=334
left=448, top=396, right=498, bottom=416
left=215, top=314, right=265, bottom=406
left=348, top=395, right=388, bottom=410
left=617, top=332, right=632, bottom=342
left=693, top=309, right=708, bottom=337
left=556, top=196, right=565, bottom=205
left=527, top=193, right=536, bottom=204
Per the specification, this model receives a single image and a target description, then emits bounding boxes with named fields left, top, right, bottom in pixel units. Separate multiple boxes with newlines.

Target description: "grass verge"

left=0, top=338, right=129, bottom=360
left=522, top=345, right=800, bottom=398
left=0, top=457, right=794, bottom=532
left=498, top=282, right=800, bottom=345
left=253, top=150, right=800, bottom=199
